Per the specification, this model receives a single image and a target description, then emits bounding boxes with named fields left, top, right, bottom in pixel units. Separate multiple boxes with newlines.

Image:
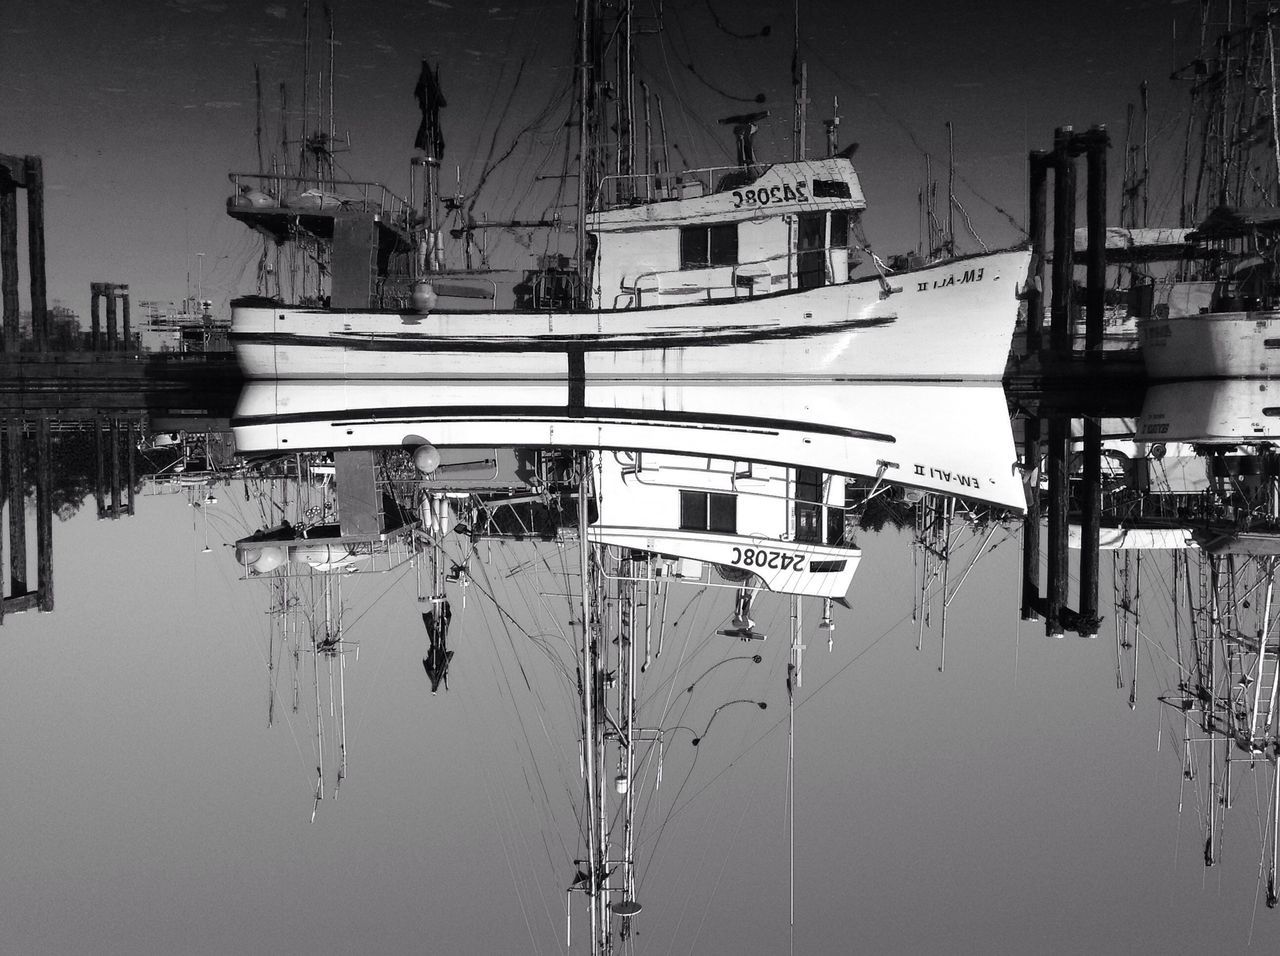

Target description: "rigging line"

left=648, top=607, right=915, bottom=839
left=476, top=559, right=586, bottom=859
left=455, top=655, right=547, bottom=956
left=687, top=766, right=770, bottom=956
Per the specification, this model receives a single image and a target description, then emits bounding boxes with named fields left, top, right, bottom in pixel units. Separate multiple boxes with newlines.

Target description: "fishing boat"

left=226, top=3, right=1030, bottom=382
left=1131, top=6, right=1280, bottom=379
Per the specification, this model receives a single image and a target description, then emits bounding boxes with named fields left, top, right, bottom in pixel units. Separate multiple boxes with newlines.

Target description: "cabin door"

left=797, top=213, right=826, bottom=290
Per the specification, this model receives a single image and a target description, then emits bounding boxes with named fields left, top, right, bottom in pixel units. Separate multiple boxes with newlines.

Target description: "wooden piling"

left=1079, top=415, right=1102, bottom=633
left=1045, top=414, right=1070, bottom=636
left=1026, top=151, right=1049, bottom=356
left=1050, top=127, right=1077, bottom=357
left=106, top=292, right=118, bottom=351
left=90, top=286, right=102, bottom=351
left=121, top=289, right=131, bottom=351
left=6, top=420, right=26, bottom=595
left=35, top=416, right=52, bottom=612
left=24, top=156, right=47, bottom=353
left=1020, top=414, right=1042, bottom=621
left=1084, top=127, right=1108, bottom=356
left=1, top=181, right=18, bottom=352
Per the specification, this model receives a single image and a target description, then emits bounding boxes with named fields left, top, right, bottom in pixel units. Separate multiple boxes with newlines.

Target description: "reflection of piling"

left=1079, top=416, right=1102, bottom=630
left=6, top=421, right=25, bottom=595
left=1045, top=415, right=1070, bottom=636
left=35, top=419, right=52, bottom=611
left=1020, top=415, right=1042, bottom=620
left=94, top=414, right=106, bottom=518
left=0, top=417, right=54, bottom=623
left=92, top=415, right=138, bottom=520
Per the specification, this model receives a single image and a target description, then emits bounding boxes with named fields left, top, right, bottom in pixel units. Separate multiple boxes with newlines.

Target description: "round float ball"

left=413, top=444, right=441, bottom=475
left=237, top=546, right=261, bottom=567
left=411, top=282, right=437, bottom=313
left=252, top=546, right=287, bottom=573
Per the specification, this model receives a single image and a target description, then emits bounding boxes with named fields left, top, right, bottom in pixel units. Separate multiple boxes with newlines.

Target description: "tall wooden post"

left=90, top=285, right=102, bottom=351
left=120, top=288, right=131, bottom=351
left=1026, top=151, right=1049, bottom=356
left=1020, top=414, right=1042, bottom=621
left=1045, top=414, right=1070, bottom=636
left=106, top=290, right=118, bottom=351
left=35, top=417, right=52, bottom=612
left=1, top=180, right=18, bottom=352
left=24, top=156, right=47, bottom=353
left=1050, top=127, right=1077, bottom=357
left=6, top=420, right=26, bottom=595
left=1084, top=126, right=1108, bottom=357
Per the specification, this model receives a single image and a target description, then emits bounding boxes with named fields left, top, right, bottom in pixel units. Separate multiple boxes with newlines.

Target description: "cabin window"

left=812, top=179, right=851, bottom=199
left=808, top=560, right=847, bottom=573
left=680, top=223, right=739, bottom=269
left=830, top=211, right=850, bottom=249
left=679, top=491, right=738, bottom=533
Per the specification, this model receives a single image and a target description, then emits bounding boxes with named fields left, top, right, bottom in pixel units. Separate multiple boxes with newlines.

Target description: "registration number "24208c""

left=731, top=182, right=809, bottom=207
left=731, top=547, right=805, bottom=572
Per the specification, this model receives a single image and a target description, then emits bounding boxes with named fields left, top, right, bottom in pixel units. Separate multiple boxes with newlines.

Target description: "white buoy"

left=413, top=444, right=441, bottom=475
left=251, top=546, right=287, bottom=573
left=411, top=281, right=438, bottom=313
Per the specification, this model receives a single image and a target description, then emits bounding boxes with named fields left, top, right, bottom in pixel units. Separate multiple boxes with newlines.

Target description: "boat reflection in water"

left=226, top=377, right=1025, bottom=945
left=1078, top=378, right=1280, bottom=906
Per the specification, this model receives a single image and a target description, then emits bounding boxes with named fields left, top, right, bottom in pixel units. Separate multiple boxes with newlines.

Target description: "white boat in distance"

left=231, top=379, right=1027, bottom=512
left=230, top=157, right=1030, bottom=381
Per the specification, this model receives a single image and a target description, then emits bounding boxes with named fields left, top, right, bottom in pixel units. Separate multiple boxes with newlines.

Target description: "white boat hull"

left=231, top=249, right=1030, bottom=381
left=1138, top=311, right=1280, bottom=378
left=231, top=379, right=1027, bottom=512
left=1139, top=379, right=1280, bottom=443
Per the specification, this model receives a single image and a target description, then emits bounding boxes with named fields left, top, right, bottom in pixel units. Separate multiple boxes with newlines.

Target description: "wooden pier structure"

left=1009, top=125, right=1146, bottom=639
left=0, top=151, right=240, bottom=625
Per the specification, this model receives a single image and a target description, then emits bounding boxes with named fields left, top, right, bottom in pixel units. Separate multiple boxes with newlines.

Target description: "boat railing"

left=621, top=245, right=852, bottom=307
left=594, top=165, right=759, bottom=208
left=228, top=172, right=414, bottom=226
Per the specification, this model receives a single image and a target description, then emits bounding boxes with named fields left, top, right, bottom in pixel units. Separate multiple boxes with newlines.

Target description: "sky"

left=1, top=0, right=1196, bottom=319
left=3, top=475, right=1277, bottom=954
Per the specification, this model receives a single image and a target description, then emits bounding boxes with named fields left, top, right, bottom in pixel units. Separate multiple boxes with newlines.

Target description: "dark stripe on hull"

left=233, top=403, right=896, bottom=444
left=230, top=314, right=897, bottom=353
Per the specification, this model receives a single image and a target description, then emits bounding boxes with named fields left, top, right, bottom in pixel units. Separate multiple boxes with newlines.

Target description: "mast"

left=575, top=0, right=593, bottom=300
